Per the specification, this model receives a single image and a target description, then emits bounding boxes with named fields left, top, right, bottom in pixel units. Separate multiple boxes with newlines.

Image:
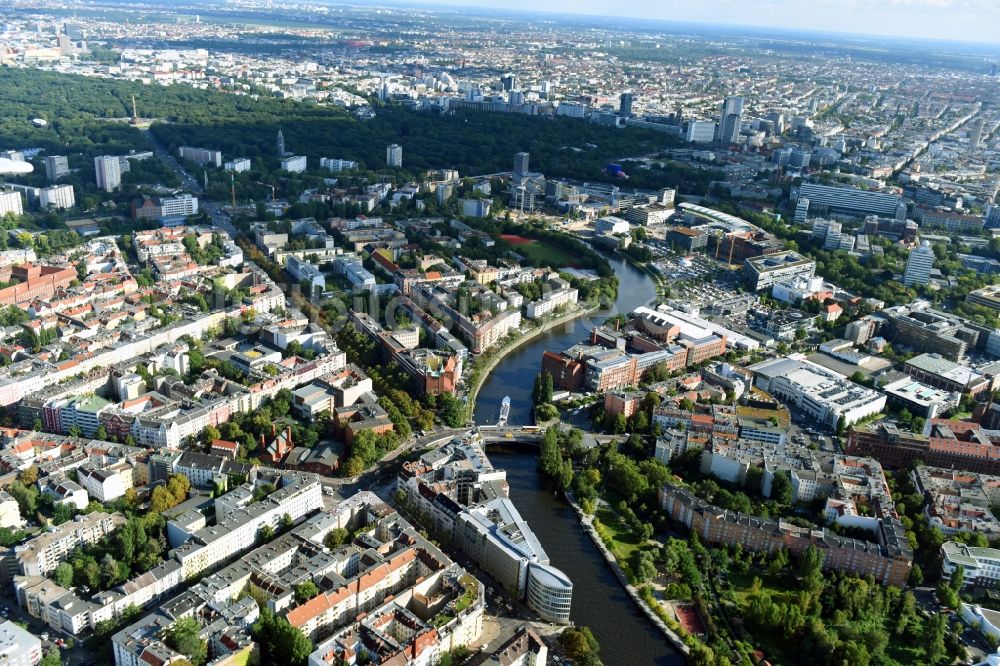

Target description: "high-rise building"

left=44, top=155, right=69, bottom=182
left=513, top=151, right=530, bottom=178
left=903, top=240, right=935, bottom=286
left=685, top=121, right=716, bottom=143
left=969, top=118, right=985, bottom=151
left=987, top=204, right=1000, bottom=230
left=93, top=155, right=121, bottom=192
left=619, top=92, right=635, bottom=117
left=386, top=144, right=403, bottom=168
left=766, top=111, right=785, bottom=134
left=41, top=185, right=75, bottom=210
left=0, top=191, right=23, bottom=217
left=276, top=129, right=286, bottom=157
left=716, top=96, right=745, bottom=143
left=500, top=73, right=517, bottom=92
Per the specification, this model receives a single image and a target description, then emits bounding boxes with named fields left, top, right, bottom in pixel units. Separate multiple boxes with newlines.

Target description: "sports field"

left=500, top=234, right=578, bottom=267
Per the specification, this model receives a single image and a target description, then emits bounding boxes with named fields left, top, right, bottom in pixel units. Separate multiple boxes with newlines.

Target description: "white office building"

left=685, top=120, right=717, bottom=143
left=343, top=261, right=376, bottom=290
left=94, top=155, right=122, bottom=192
left=594, top=216, right=630, bottom=235
left=177, top=146, right=222, bottom=167
left=0, top=191, right=23, bottom=217
left=286, top=255, right=325, bottom=293
left=40, top=184, right=75, bottom=210
left=797, top=182, right=906, bottom=219
left=224, top=158, right=251, bottom=172
left=903, top=240, right=935, bottom=286
left=159, top=194, right=199, bottom=219
left=280, top=155, right=307, bottom=173
left=743, top=252, right=816, bottom=291
left=320, top=157, right=358, bottom=172
left=749, top=356, right=886, bottom=428
left=942, top=541, right=1000, bottom=587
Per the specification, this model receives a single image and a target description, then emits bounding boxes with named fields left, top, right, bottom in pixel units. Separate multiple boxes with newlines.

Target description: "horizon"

left=388, top=0, right=1000, bottom=47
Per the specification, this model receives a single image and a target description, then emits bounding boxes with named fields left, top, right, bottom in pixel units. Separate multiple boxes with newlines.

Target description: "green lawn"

left=515, top=239, right=580, bottom=268
left=594, top=506, right=645, bottom=561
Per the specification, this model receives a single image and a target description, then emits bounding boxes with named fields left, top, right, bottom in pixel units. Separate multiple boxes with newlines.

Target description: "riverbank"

left=563, top=492, right=691, bottom=657
left=465, top=304, right=599, bottom=419
left=623, top=254, right=669, bottom=301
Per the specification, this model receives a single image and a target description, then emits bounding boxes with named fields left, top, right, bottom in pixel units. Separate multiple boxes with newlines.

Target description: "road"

left=144, top=129, right=203, bottom=196
left=144, top=128, right=241, bottom=240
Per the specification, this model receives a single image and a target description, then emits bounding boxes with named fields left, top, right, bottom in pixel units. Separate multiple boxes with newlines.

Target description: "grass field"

left=500, top=235, right=580, bottom=267
left=594, top=506, right=645, bottom=562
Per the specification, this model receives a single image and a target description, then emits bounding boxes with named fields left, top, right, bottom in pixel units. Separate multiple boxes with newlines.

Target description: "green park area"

left=500, top=234, right=580, bottom=267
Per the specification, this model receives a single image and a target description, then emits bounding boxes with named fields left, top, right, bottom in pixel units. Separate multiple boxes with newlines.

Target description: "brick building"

left=658, top=482, right=912, bottom=586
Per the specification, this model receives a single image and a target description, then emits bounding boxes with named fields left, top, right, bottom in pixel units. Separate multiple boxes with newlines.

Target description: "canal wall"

left=564, top=492, right=691, bottom=656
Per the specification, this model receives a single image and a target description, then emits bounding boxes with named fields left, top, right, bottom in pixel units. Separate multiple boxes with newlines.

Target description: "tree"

left=294, top=581, right=320, bottom=604
left=949, top=563, right=965, bottom=591
left=150, top=486, right=175, bottom=514
left=53, top=503, right=76, bottom=525
left=54, top=562, right=74, bottom=588
left=769, top=548, right=790, bottom=576
left=258, top=524, right=275, bottom=543
left=770, top=470, right=793, bottom=505
left=17, top=466, right=38, bottom=485
left=252, top=610, right=313, bottom=666
left=558, top=626, right=600, bottom=666
left=542, top=371, right=554, bottom=403
left=201, top=425, right=221, bottom=446
left=324, top=528, right=349, bottom=549
left=922, top=613, right=948, bottom=665
left=100, top=554, right=120, bottom=588
left=40, top=652, right=61, bottom=666
left=797, top=546, right=825, bottom=594
left=164, top=617, right=207, bottom=666
left=630, top=550, right=657, bottom=583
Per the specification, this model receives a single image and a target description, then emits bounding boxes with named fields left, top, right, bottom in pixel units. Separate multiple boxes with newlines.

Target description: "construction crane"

left=255, top=181, right=275, bottom=201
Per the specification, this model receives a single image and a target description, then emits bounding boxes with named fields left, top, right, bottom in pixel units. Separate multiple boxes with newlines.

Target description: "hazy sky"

left=417, top=0, right=1000, bottom=44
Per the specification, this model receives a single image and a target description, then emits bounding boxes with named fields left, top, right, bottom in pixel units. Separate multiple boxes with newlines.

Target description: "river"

left=473, top=254, right=657, bottom=427
left=473, top=256, right=682, bottom=665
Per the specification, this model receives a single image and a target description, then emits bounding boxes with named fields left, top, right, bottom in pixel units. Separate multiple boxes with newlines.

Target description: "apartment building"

left=8, top=512, right=125, bottom=578
left=912, top=466, right=1000, bottom=536
left=0, top=620, right=42, bottom=666
left=659, top=482, right=912, bottom=586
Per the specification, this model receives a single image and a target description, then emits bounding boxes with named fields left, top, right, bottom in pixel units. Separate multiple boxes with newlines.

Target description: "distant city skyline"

left=411, top=0, right=1000, bottom=45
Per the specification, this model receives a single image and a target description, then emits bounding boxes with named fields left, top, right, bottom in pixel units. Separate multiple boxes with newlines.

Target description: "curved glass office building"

left=526, top=562, right=573, bottom=623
